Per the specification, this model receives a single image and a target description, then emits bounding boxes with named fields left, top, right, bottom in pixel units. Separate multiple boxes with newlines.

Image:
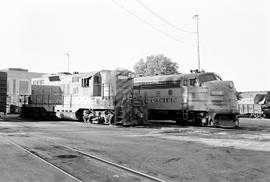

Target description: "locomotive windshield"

left=197, top=73, right=222, bottom=83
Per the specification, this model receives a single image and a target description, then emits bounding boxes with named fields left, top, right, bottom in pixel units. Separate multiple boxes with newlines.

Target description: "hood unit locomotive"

left=133, top=71, right=239, bottom=127
left=21, top=69, right=140, bottom=124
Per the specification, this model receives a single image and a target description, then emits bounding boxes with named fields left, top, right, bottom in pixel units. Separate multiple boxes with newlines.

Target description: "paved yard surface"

left=0, top=117, right=270, bottom=182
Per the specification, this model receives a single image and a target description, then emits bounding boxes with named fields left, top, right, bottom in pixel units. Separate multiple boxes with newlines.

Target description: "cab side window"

left=189, top=78, right=197, bottom=86
left=82, top=77, right=91, bottom=87
left=183, top=79, right=188, bottom=86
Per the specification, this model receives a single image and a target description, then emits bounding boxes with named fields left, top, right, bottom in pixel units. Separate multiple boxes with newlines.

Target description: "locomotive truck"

left=133, top=70, right=239, bottom=127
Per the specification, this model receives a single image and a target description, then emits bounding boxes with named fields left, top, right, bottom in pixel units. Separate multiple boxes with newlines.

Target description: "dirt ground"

left=0, top=118, right=270, bottom=182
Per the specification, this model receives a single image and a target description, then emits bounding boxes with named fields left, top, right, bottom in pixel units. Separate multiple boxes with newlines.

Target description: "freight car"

left=21, top=69, right=143, bottom=125
left=238, top=103, right=263, bottom=118
left=0, top=72, right=7, bottom=115
left=0, top=68, right=44, bottom=114
left=133, top=70, right=239, bottom=127
left=237, top=91, right=270, bottom=118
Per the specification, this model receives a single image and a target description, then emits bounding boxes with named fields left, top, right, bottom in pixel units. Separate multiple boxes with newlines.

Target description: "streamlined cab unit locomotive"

left=133, top=70, right=239, bottom=127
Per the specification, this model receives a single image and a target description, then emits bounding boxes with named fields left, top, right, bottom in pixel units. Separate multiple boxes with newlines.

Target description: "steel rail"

left=1, top=136, right=83, bottom=182
left=2, top=122, right=168, bottom=182
left=45, top=139, right=167, bottom=182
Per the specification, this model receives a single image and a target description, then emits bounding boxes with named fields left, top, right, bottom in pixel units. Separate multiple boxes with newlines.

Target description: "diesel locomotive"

left=20, top=68, right=239, bottom=127
left=133, top=70, right=239, bottom=127
left=21, top=69, right=142, bottom=125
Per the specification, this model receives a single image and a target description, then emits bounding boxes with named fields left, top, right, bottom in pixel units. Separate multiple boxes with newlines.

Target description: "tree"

left=133, top=54, right=179, bottom=76
left=133, top=59, right=146, bottom=76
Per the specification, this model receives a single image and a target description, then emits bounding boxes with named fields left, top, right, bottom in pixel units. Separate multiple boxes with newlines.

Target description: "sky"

left=0, top=0, right=269, bottom=91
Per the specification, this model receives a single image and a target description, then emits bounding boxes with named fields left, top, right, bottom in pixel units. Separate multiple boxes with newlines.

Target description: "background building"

left=0, top=68, right=44, bottom=113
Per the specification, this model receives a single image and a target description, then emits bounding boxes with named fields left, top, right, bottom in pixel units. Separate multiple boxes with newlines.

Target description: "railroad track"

left=3, top=134, right=167, bottom=182
left=46, top=139, right=167, bottom=182
left=2, top=135, right=82, bottom=182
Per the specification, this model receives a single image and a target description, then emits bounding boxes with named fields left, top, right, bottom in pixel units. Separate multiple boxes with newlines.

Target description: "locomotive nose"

left=203, top=80, right=239, bottom=127
left=203, top=80, right=238, bottom=110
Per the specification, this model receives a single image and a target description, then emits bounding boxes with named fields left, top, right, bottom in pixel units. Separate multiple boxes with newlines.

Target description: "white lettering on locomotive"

left=148, top=97, right=178, bottom=103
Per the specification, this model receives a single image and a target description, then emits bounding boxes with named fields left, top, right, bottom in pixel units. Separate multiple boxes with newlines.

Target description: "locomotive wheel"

left=175, top=115, right=182, bottom=125
left=209, top=119, right=216, bottom=127
left=234, top=118, right=240, bottom=128
left=75, top=111, right=84, bottom=122
left=201, top=118, right=208, bottom=126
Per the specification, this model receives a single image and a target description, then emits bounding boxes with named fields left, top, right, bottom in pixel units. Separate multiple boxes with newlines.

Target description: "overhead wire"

left=136, top=0, right=196, bottom=34
left=111, top=0, right=195, bottom=47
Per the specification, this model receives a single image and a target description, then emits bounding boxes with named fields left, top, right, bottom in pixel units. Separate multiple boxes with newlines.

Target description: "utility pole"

left=66, top=53, right=70, bottom=73
left=193, top=15, right=200, bottom=71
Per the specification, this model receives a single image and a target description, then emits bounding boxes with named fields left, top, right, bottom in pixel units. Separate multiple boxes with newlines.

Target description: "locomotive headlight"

left=210, top=90, right=224, bottom=96
left=229, top=81, right=234, bottom=88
